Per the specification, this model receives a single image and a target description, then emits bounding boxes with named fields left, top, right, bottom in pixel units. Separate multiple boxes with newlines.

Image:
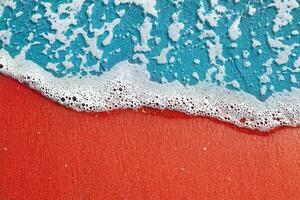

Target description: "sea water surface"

left=1, top=0, right=300, bottom=131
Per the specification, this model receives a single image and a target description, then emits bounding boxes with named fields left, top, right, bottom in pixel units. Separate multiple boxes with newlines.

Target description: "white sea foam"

left=1, top=0, right=300, bottom=131
left=2, top=49, right=300, bottom=132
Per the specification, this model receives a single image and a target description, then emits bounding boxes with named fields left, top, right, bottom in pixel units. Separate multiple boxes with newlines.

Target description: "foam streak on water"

left=1, top=0, right=300, bottom=131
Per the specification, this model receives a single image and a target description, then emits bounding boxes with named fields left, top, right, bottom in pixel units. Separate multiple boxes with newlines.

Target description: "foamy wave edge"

left=1, top=49, right=300, bottom=131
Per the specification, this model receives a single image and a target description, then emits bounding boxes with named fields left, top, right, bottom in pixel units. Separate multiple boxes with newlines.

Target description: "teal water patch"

left=1, top=0, right=300, bottom=101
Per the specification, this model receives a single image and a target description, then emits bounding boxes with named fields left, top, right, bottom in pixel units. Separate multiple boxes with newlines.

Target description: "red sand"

left=0, top=75, right=300, bottom=199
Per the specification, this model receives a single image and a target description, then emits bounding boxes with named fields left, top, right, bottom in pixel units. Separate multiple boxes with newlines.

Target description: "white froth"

left=3, top=49, right=300, bottom=132
left=271, top=0, right=299, bottom=33
left=114, top=0, right=157, bottom=16
left=168, top=13, right=185, bottom=42
left=0, top=30, right=12, bottom=45
left=155, top=44, right=174, bottom=64
left=0, top=0, right=16, bottom=16
left=134, top=17, right=152, bottom=52
left=267, top=36, right=298, bottom=65
left=228, top=17, right=242, bottom=41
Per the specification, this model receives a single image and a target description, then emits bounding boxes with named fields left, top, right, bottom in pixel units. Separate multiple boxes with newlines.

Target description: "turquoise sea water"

left=1, top=0, right=300, bottom=102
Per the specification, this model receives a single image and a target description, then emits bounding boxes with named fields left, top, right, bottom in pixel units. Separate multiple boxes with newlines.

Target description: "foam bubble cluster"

left=1, top=0, right=300, bottom=131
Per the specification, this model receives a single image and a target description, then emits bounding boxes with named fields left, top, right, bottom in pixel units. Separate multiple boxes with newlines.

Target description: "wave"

left=1, top=0, right=300, bottom=131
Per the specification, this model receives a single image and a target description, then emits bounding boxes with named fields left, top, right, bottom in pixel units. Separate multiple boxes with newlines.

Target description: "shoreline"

left=1, top=49, right=300, bottom=131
